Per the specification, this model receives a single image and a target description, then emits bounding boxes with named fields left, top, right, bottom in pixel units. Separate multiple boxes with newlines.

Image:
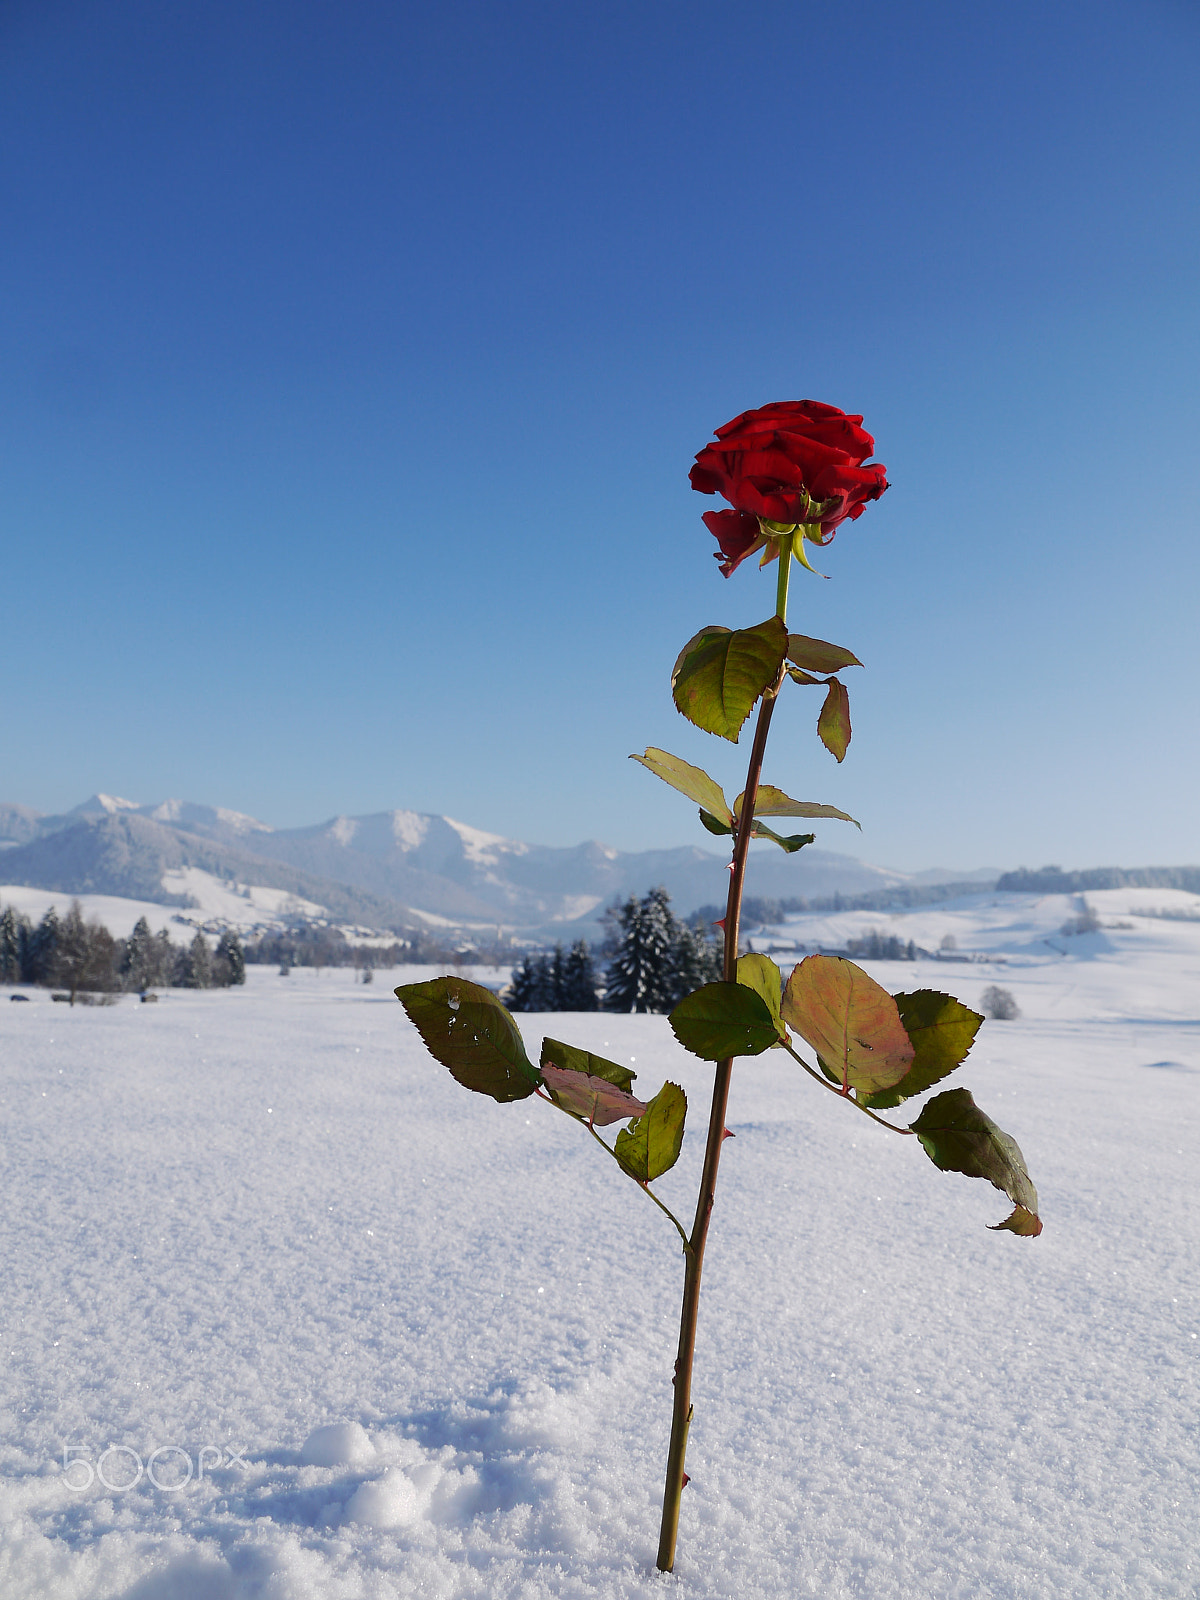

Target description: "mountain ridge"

left=1, top=793, right=997, bottom=937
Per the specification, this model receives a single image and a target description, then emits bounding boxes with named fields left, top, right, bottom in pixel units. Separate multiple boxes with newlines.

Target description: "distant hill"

left=0, top=813, right=414, bottom=928
left=2, top=791, right=997, bottom=937
left=997, top=865, right=1200, bottom=895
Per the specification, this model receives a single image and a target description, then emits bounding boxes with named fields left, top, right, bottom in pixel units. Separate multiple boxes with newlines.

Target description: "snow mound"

left=299, top=1421, right=376, bottom=1468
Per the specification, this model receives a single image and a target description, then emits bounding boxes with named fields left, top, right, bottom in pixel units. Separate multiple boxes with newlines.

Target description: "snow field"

left=0, top=940, right=1197, bottom=1599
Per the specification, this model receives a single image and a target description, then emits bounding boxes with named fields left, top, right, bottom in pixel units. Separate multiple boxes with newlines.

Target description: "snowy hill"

left=0, top=812, right=412, bottom=930
left=0, top=793, right=993, bottom=937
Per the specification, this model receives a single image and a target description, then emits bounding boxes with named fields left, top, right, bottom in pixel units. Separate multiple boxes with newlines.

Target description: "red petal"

left=702, top=509, right=764, bottom=577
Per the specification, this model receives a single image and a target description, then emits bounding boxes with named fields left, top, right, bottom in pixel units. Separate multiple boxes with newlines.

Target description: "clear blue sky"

left=2, top=0, right=1197, bottom=871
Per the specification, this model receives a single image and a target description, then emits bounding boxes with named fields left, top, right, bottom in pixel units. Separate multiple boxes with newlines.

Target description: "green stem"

left=779, top=1040, right=915, bottom=1136
left=774, top=531, right=794, bottom=622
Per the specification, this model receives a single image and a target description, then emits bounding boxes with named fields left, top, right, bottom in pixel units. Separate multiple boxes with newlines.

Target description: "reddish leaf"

left=817, top=678, right=851, bottom=762
left=786, top=633, right=863, bottom=674
left=780, top=955, right=914, bottom=1095
left=541, top=1061, right=649, bottom=1126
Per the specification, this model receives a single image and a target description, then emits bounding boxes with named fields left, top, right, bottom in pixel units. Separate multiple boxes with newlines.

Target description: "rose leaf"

left=698, top=808, right=733, bottom=836
left=671, top=616, right=788, bottom=743
left=861, top=991, right=984, bottom=1109
left=786, top=633, right=863, bottom=674
left=779, top=955, right=914, bottom=1095
left=540, top=1061, right=650, bottom=1126
left=614, top=1082, right=687, bottom=1182
left=909, top=1088, right=1042, bottom=1236
left=750, top=820, right=816, bottom=853
left=817, top=678, right=852, bottom=762
left=735, top=953, right=786, bottom=1036
left=669, top=981, right=782, bottom=1061
left=630, top=748, right=732, bottom=824
left=540, top=1036, right=637, bottom=1093
left=395, top=977, right=539, bottom=1102
left=734, top=784, right=860, bottom=830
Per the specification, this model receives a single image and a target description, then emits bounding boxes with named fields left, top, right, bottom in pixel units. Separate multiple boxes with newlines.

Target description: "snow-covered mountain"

left=0, top=793, right=995, bottom=937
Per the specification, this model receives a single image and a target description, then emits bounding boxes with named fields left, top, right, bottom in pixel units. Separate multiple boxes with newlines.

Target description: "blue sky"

left=2, top=0, right=1197, bottom=871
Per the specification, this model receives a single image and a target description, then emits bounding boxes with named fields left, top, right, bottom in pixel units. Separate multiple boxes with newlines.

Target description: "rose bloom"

left=690, top=401, right=889, bottom=576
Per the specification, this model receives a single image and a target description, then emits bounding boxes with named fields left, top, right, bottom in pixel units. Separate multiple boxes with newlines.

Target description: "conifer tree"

left=549, top=944, right=567, bottom=1009
left=507, top=952, right=542, bottom=1011
left=215, top=929, right=246, bottom=986
left=605, top=887, right=679, bottom=1013
left=55, top=901, right=118, bottom=1001
left=123, top=916, right=159, bottom=992
left=560, top=939, right=600, bottom=1010
left=178, top=930, right=214, bottom=989
left=153, top=928, right=175, bottom=987
left=0, top=906, right=21, bottom=984
left=28, top=907, right=61, bottom=987
left=668, top=921, right=722, bottom=1008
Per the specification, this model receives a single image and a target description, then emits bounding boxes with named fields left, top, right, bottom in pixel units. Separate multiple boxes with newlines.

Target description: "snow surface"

left=1, top=909, right=1197, bottom=1599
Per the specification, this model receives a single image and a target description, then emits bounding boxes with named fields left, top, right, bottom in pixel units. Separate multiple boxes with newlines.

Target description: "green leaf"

left=395, top=977, right=539, bottom=1103
left=671, top=617, right=788, bottom=743
left=751, top=820, right=815, bottom=853
left=785, top=665, right=822, bottom=686
left=698, top=808, right=733, bottom=836
left=817, top=679, right=851, bottom=762
left=669, top=981, right=781, bottom=1061
left=780, top=955, right=915, bottom=1095
left=540, top=1036, right=637, bottom=1093
left=735, top=954, right=785, bottom=1037
left=862, top=992, right=984, bottom=1109
left=630, top=748, right=731, bottom=823
left=734, top=784, right=860, bottom=830
left=614, top=1082, right=687, bottom=1182
left=540, top=1061, right=649, bottom=1126
left=787, top=633, right=863, bottom=674
left=909, top=1088, right=1042, bottom=1236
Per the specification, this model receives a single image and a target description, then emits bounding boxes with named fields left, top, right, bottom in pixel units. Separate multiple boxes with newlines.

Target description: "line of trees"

left=0, top=902, right=245, bottom=1001
left=508, top=940, right=601, bottom=1011
left=239, top=925, right=515, bottom=970
left=506, top=888, right=723, bottom=1014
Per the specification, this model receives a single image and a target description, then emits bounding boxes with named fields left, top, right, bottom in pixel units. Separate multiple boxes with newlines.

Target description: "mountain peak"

left=71, top=793, right=141, bottom=816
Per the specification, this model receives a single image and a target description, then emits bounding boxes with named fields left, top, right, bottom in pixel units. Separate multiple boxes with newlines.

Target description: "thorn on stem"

left=682, top=1473, right=690, bottom=1488
left=722, top=1127, right=735, bottom=1140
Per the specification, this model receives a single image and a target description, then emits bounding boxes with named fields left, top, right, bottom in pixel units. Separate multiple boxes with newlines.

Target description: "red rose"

left=691, top=401, right=889, bottom=575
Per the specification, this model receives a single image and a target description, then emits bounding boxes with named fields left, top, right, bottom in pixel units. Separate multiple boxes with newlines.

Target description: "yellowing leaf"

left=630, top=748, right=732, bottom=823
left=780, top=955, right=915, bottom=1095
left=733, top=784, right=860, bottom=829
